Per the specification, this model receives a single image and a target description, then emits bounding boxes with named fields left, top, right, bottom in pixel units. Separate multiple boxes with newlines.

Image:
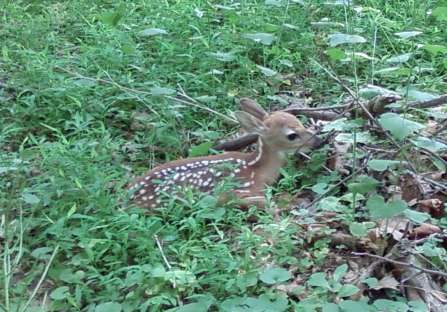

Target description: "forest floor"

left=1, top=1, right=447, bottom=311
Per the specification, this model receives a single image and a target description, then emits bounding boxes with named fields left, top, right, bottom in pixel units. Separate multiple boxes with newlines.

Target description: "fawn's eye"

left=287, top=133, right=298, bottom=141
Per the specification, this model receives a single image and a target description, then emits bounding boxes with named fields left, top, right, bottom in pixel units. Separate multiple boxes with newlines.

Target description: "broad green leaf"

left=164, top=270, right=196, bottom=285
left=395, top=31, right=422, bottom=39
left=385, top=53, right=412, bottom=63
left=259, top=267, right=292, bottom=284
left=411, top=136, right=447, bottom=152
left=312, top=182, right=330, bottom=195
left=347, top=175, right=379, bottom=194
left=363, top=277, right=378, bottom=288
left=60, top=269, right=84, bottom=284
left=100, top=4, right=125, bottom=27
left=242, top=33, right=277, bottom=45
left=338, top=300, right=371, bottom=312
left=367, top=195, right=408, bottom=219
left=171, top=300, right=212, bottom=312
left=323, top=118, right=363, bottom=132
left=368, top=159, right=402, bottom=172
left=326, top=48, right=346, bottom=61
left=196, top=195, right=218, bottom=210
left=403, top=209, right=430, bottom=224
left=308, top=272, right=330, bottom=289
left=328, top=33, right=366, bottom=47
left=333, top=264, right=348, bottom=282
left=150, top=86, right=176, bottom=96
left=335, top=131, right=373, bottom=144
left=433, top=6, right=447, bottom=21
left=207, top=51, right=235, bottom=62
left=337, top=284, right=360, bottom=297
left=317, top=196, right=347, bottom=212
left=322, top=303, right=340, bottom=312
left=349, top=222, right=368, bottom=237
left=406, top=89, right=439, bottom=101
left=22, top=193, right=40, bottom=204
left=424, top=44, right=447, bottom=55
left=139, top=28, right=168, bottom=37
left=374, top=299, right=408, bottom=312
left=378, top=112, right=424, bottom=140
left=31, top=247, right=53, bottom=260
left=189, top=142, right=213, bottom=157
left=221, top=295, right=288, bottom=312
left=256, top=65, right=278, bottom=77
left=95, top=302, right=122, bottom=312
left=408, top=300, right=428, bottom=312
left=359, top=85, right=398, bottom=99
left=50, top=286, right=70, bottom=300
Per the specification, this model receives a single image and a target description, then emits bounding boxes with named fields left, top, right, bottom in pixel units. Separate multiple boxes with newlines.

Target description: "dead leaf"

left=409, top=223, right=441, bottom=239
left=327, top=141, right=351, bottom=175
left=372, top=275, right=400, bottom=290
left=377, top=217, right=409, bottom=241
left=419, top=198, right=445, bottom=218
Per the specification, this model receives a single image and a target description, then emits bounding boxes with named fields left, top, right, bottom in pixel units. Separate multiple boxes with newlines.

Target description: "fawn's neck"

left=247, top=138, right=285, bottom=186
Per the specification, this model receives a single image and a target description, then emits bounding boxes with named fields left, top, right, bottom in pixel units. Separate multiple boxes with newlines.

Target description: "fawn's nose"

left=311, top=135, right=324, bottom=149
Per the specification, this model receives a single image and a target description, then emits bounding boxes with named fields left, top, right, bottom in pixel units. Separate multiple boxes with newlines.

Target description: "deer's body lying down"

left=129, top=102, right=322, bottom=208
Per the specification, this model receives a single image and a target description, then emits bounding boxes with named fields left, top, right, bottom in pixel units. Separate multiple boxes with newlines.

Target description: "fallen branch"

left=352, top=252, right=447, bottom=279
left=404, top=94, right=447, bottom=111
left=213, top=133, right=258, bottom=151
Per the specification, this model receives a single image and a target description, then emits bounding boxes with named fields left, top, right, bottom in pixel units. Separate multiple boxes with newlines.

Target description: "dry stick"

left=352, top=252, right=447, bottom=279
left=54, top=66, right=236, bottom=123
left=285, top=103, right=350, bottom=111
left=402, top=94, right=447, bottom=111
left=20, top=245, right=60, bottom=312
left=154, top=235, right=176, bottom=288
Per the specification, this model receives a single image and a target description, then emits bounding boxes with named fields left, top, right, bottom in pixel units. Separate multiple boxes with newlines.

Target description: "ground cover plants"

left=1, top=0, right=447, bottom=311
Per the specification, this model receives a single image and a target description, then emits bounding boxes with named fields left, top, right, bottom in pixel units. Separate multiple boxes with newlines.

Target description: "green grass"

left=1, top=0, right=447, bottom=311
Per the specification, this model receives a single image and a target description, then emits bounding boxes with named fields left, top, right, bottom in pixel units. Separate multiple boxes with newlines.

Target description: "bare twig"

left=20, top=245, right=60, bottom=312
left=352, top=252, right=447, bottom=279
left=154, top=235, right=176, bottom=288
left=404, top=94, right=447, bottom=111
left=154, top=235, right=172, bottom=270
left=285, top=104, right=350, bottom=111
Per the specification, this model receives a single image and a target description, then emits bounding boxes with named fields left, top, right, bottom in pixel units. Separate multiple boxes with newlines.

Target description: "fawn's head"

left=235, top=100, right=322, bottom=152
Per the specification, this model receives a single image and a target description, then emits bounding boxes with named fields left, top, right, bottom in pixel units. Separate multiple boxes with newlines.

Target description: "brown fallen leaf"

left=327, top=141, right=351, bottom=175
left=372, top=275, right=400, bottom=291
left=419, top=198, right=445, bottom=218
left=409, top=223, right=441, bottom=239
left=377, top=217, right=409, bottom=241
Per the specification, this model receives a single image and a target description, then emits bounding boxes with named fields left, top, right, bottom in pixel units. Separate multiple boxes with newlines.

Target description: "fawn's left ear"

left=239, top=98, right=268, bottom=121
left=234, top=111, right=266, bottom=135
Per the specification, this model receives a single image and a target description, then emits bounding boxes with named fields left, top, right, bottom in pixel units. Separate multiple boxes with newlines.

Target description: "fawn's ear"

left=234, top=111, right=266, bottom=134
left=240, top=98, right=268, bottom=121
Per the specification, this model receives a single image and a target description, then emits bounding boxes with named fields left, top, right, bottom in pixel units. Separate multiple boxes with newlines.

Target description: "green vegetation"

left=1, top=0, right=446, bottom=311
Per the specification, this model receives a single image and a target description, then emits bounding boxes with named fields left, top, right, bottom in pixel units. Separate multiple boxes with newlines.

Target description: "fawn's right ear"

left=239, top=98, right=268, bottom=121
left=234, top=111, right=266, bottom=135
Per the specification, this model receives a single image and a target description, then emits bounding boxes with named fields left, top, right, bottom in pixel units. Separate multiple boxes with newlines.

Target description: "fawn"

left=128, top=100, right=322, bottom=208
